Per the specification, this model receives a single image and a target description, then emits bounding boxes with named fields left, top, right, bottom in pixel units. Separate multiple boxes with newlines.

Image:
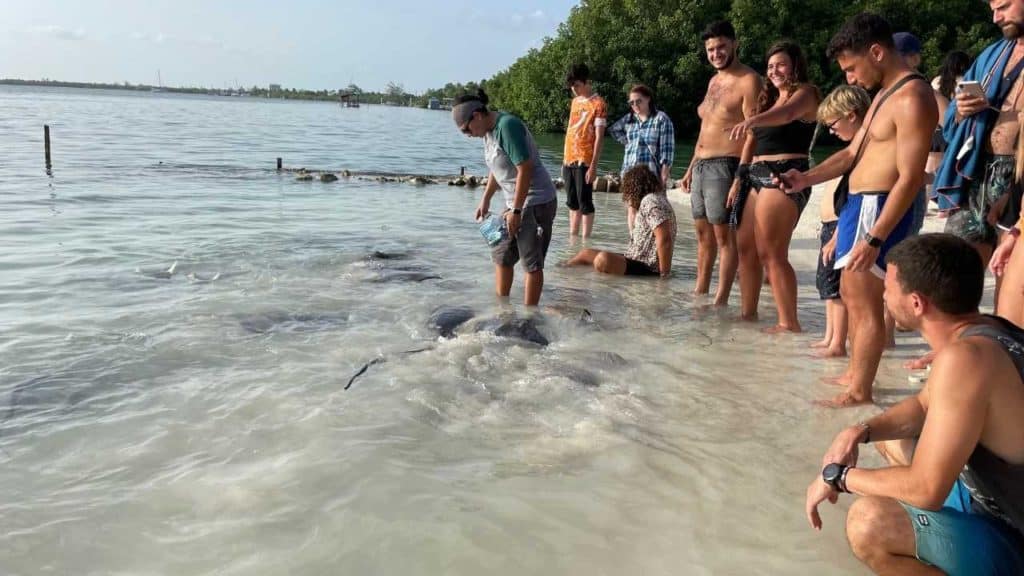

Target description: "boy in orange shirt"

left=563, top=64, right=607, bottom=238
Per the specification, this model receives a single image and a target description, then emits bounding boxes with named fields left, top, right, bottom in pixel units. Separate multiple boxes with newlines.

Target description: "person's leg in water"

left=713, top=223, right=738, bottom=306
left=580, top=166, right=597, bottom=238
left=755, top=188, right=802, bottom=333
left=566, top=249, right=628, bottom=275
left=565, top=165, right=581, bottom=237
left=812, top=299, right=834, bottom=348
left=567, top=248, right=599, bottom=266
left=593, top=252, right=628, bottom=275
left=814, top=300, right=849, bottom=358
left=694, top=218, right=716, bottom=295
left=524, top=270, right=543, bottom=306
left=821, top=268, right=884, bottom=406
left=826, top=299, right=849, bottom=357
left=813, top=220, right=839, bottom=349
left=736, top=189, right=761, bottom=320
left=495, top=265, right=513, bottom=298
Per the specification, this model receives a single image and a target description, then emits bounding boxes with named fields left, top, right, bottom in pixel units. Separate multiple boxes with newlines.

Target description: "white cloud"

left=131, top=31, right=171, bottom=44
left=510, top=10, right=548, bottom=26
left=30, top=25, right=86, bottom=40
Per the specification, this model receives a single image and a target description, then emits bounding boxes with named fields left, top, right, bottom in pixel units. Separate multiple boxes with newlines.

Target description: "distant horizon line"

left=0, top=77, right=469, bottom=97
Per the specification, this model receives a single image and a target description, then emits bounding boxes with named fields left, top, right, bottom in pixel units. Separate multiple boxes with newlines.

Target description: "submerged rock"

left=320, top=173, right=339, bottom=182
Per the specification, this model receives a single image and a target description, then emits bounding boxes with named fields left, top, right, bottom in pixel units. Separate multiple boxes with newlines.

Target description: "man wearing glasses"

left=680, top=20, right=761, bottom=307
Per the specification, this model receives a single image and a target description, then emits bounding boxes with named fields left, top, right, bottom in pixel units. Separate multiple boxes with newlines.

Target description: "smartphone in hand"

left=957, top=80, right=985, bottom=100
left=768, top=166, right=791, bottom=189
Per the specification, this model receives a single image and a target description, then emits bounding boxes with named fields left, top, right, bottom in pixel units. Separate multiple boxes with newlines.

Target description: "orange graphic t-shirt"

left=563, top=95, right=608, bottom=167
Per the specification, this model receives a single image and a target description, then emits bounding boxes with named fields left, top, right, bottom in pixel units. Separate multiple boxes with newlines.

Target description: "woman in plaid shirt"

left=609, top=84, right=676, bottom=231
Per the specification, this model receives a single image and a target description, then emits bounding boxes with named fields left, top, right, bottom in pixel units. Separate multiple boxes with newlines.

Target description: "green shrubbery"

left=457, top=0, right=994, bottom=135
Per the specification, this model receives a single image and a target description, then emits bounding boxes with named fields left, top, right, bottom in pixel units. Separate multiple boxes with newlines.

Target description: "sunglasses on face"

left=460, top=116, right=474, bottom=134
left=826, top=118, right=842, bottom=133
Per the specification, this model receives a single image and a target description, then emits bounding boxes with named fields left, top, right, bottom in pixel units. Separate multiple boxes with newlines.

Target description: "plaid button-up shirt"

left=608, top=110, right=675, bottom=176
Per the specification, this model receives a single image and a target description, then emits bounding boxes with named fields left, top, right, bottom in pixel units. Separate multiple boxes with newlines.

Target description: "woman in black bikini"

left=727, top=41, right=821, bottom=332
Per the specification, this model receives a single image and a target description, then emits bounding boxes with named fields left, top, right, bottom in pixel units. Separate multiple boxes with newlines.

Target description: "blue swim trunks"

left=834, top=192, right=914, bottom=279
left=901, top=480, right=1024, bottom=575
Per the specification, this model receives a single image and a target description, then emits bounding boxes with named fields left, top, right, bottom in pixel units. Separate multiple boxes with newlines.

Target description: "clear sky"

left=1, top=0, right=577, bottom=92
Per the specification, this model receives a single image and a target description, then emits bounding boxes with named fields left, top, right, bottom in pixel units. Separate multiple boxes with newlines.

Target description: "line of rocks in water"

left=285, top=167, right=622, bottom=192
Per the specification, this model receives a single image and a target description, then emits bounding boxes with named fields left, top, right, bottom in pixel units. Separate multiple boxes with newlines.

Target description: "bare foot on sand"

left=814, top=391, right=873, bottom=408
left=762, top=324, right=802, bottom=335
left=813, top=347, right=847, bottom=359
left=693, top=287, right=709, bottom=296
left=811, top=338, right=831, bottom=348
left=821, top=374, right=852, bottom=387
left=903, top=350, right=935, bottom=370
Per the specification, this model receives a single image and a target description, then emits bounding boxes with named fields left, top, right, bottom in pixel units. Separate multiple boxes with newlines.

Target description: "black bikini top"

left=752, top=120, right=817, bottom=156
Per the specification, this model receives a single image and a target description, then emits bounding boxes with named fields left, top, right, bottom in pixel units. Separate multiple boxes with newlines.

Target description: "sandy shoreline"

left=662, top=182, right=989, bottom=396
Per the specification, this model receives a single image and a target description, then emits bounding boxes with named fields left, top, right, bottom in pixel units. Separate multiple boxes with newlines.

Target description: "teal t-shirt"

left=483, top=112, right=556, bottom=208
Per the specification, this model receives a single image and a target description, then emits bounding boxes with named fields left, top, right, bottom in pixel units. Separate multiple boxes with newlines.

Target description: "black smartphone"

left=767, top=166, right=791, bottom=188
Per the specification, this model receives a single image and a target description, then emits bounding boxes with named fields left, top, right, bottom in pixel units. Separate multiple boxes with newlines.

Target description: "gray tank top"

left=958, top=316, right=1024, bottom=536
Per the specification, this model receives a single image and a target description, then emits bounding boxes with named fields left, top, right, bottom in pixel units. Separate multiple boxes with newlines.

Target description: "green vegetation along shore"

left=439, top=0, right=995, bottom=136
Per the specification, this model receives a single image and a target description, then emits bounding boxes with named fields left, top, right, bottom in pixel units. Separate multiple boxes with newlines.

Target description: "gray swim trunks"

left=691, top=156, right=740, bottom=224
left=492, top=200, right=557, bottom=272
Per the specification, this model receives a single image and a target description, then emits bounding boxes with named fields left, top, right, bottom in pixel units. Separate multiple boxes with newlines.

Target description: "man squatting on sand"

left=806, top=234, right=1024, bottom=575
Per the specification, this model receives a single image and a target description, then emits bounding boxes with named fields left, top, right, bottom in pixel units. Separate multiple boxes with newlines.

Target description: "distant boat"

left=151, top=70, right=163, bottom=93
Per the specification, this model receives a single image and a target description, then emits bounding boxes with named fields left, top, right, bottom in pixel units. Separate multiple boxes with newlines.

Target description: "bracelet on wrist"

left=838, top=466, right=852, bottom=493
left=857, top=422, right=871, bottom=444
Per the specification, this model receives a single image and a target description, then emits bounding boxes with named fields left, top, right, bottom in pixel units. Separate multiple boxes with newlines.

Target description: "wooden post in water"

left=460, top=166, right=465, bottom=176
left=276, top=157, right=283, bottom=171
left=44, top=125, right=52, bottom=170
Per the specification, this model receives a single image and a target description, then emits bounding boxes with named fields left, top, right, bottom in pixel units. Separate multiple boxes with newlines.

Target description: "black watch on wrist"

left=822, top=463, right=848, bottom=492
left=512, top=208, right=523, bottom=215
left=864, top=233, right=884, bottom=248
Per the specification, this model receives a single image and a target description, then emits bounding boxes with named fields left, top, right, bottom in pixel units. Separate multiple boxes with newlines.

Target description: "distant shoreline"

left=0, top=79, right=402, bottom=104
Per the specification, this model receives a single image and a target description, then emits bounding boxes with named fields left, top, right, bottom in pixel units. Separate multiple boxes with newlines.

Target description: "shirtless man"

left=805, top=234, right=1024, bottom=574
left=912, top=0, right=1024, bottom=370
left=680, top=21, right=761, bottom=306
left=780, top=13, right=937, bottom=407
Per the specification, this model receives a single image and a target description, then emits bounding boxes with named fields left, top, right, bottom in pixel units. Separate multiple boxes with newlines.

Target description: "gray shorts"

left=691, top=156, right=740, bottom=224
left=492, top=200, right=557, bottom=272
